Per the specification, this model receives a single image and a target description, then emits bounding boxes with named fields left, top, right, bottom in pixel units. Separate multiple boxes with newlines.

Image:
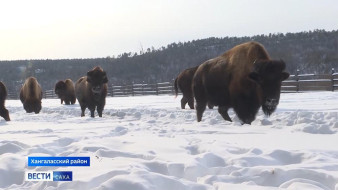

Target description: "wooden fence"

left=6, top=69, right=338, bottom=100
left=282, top=69, right=338, bottom=92
left=111, top=82, right=174, bottom=97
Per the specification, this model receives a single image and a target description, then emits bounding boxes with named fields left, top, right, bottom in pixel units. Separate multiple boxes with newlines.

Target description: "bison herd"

left=0, top=41, right=289, bottom=124
left=0, top=66, right=108, bottom=121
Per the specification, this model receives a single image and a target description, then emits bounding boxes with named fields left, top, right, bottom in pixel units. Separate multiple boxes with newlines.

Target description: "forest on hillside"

left=0, top=29, right=337, bottom=93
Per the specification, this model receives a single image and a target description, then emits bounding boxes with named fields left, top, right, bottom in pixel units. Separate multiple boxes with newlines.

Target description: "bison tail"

left=174, top=77, right=178, bottom=98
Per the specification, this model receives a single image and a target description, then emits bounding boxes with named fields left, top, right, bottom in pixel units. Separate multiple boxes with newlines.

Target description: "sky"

left=0, top=0, right=337, bottom=60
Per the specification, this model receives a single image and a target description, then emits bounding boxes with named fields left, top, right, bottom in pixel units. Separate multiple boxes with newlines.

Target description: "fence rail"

left=6, top=68, right=338, bottom=100
left=110, top=82, right=173, bottom=97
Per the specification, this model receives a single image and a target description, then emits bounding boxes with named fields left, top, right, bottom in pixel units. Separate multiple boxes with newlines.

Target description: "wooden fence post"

left=296, top=69, right=299, bottom=92
left=142, top=81, right=144, bottom=95
left=132, top=82, right=134, bottom=96
left=332, top=68, right=335, bottom=92
left=110, top=84, right=114, bottom=97
left=155, top=83, right=159, bottom=95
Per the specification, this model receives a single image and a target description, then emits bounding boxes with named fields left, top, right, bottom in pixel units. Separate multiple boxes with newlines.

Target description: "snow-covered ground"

left=0, top=92, right=338, bottom=190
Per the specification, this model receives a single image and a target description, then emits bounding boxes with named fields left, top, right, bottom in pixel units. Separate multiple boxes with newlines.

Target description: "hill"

left=0, top=29, right=337, bottom=92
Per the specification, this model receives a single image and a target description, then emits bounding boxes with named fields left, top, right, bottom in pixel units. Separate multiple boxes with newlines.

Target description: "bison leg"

left=193, top=74, right=208, bottom=122
left=187, top=96, right=194, bottom=109
left=80, top=105, right=86, bottom=117
left=218, top=106, right=232, bottom=122
left=97, top=99, right=106, bottom=117
left=61, top=99, right=64, bottom=104
left=97, top=111, right=103, bottom=117
left=97, top=105, right=104, bottom=117
left=71, top=97, right=76, bottom=105
left=181, top=97, right=188, bottom=109
left=207, top=102, right=214, bottom=109
left=196, top=100, right=207, bottom=122
left=193, top=82, right=207, bottom=121
left=88, top=105, right=95, bottom=118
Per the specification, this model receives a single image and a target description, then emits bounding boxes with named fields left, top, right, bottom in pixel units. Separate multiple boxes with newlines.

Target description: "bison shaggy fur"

left=174, top=66, right=214, bottom=109
left=55, top=79, right=76, bottom=105
left=0, top=82, right=10, bottom=121
left=193, top=41, right=289, bottom=124
left=75, top=66, right=108, bottom=117
left=20, top=77, right=42, bottom=114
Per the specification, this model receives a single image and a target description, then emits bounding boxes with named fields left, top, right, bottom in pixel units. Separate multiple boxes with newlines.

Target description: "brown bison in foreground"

left=20, top=77, right=42, bottom=114
left=55, top=79, right=76, bottom=105
left=0, top=82, right=10, bottom=121
left=75, top=66, right=108, bottom=117
left=193, top=41, right=289, bottom=124
left=174, top=66, right=214, bottom=109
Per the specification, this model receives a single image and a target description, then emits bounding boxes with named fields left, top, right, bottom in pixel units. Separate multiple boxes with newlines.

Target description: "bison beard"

left=193, top=41, right=289, bottom=124
left=75, top=66, right=108, bottom=118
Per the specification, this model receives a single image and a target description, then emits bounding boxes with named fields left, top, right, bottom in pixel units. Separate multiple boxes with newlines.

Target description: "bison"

left=174, top=66, right=214, bottom=109
left=174, top=66, right=198, bottom=109
left=55, top=79, right=76, bottom=105
left=0, top=82, right=10, bottom=121
left=20, top=77, right=43, bottom=114
left=75, top=66, right=108, bottom=117
left=193, top=41, right=289, bottom=124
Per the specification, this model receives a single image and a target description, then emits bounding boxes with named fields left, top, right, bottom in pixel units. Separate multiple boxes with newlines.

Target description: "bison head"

left=55, top=81, right=66, bottom=95
left=0, top=108, right=10, bottom=121
left=86, top=67, right=108, bottom=95
left=249, top=60, right=289, bottom=116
